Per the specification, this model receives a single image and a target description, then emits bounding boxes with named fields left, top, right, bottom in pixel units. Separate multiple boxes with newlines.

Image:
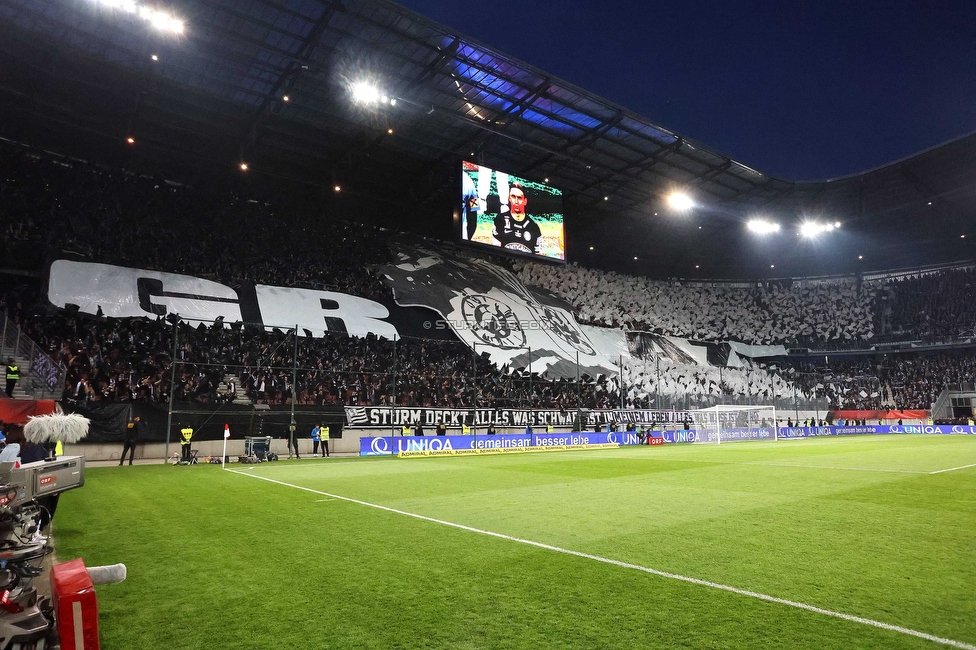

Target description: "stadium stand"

left=5, top=140, right=976, bottom=414
left=514, top=260, right=877, bottom=345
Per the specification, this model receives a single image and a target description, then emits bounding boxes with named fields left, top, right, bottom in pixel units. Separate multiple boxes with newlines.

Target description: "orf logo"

left=370, top=437, right=391, bottom=455
left=39, top=476, right=55, bottom=487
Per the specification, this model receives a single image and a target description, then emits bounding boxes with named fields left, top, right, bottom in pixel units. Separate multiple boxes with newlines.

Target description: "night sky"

left=396, top=0, right=976, bottom=181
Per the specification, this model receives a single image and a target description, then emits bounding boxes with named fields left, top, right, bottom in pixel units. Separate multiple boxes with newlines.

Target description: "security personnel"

left=5, top=360, right=18, bottom=398
left=462, top=423, right=471, bottom=435
left=487, top=423, right=496, bottom=435
left=320, top=425, right=330, bottom=457
left=546, top=424, right=554, bottom=434
left=311, top=425, right=322, bottom=456
left=401, top=424, right=411, bottom=437
left=179, top=425, right=194, bottom=462
left=436, top=421, right=447, bottom=436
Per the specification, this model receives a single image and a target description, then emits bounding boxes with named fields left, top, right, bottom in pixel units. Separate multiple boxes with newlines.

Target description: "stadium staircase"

left=0, top=311, right=66, bottom=400
left=221, top=374, right=252, bottom=405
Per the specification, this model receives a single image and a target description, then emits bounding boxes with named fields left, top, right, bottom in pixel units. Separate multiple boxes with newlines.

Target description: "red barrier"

left=51, top=558, right=100, bottom=650
left=832, top=409, right=928, bottom=421
left=0, top=399, right=58, bottom=424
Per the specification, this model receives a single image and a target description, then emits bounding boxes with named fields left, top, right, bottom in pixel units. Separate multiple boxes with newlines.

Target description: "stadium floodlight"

left=97, top=0, right=183, bottom=32
left=799, top=221, right=837, bottom=238
left=351, top=82, right=381, bottom=104
left=667, top=191, right=694, bottom=212
left=746, top=219, right=780, bottom=234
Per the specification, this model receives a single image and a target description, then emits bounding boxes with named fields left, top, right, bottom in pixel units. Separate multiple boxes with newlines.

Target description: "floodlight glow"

left=747, top=219, right=780, bottom=234
left=799, top=221, right=838, bottom=238
left=351, top=82, right=380, bottom=104
left=667, top=191, right=694, bottom=211
left=239, top=162, right=248, bottom=171
left=100, top=0, right=181, bottom=30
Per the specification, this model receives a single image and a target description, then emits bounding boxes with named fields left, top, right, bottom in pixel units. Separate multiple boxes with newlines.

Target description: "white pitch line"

left=613, top=455, right=929, bottom=474
left=930, top=462, right=976, bottom=475
left=759, top=462, right=926, bottom=474
left=225, top=468, right=975, bottom=650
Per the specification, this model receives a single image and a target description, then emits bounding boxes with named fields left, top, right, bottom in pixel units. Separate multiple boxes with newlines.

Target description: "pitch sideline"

left=225, top=468, right=975, bottom=650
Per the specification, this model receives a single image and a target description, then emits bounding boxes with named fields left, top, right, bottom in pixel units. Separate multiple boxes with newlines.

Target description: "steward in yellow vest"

left=5, top=361, right=18, bottom=398
left=320, top=426, right=330, bottom=457
left=180, top=426, right=193, bottom=462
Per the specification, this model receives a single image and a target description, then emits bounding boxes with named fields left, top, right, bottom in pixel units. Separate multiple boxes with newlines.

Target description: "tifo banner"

left=344, top=406, right=692, bottom=428
left=47, top=260, right=783, bottom=381
left=379, top=245, right=623, bottom=379
left=360, top=431, right=637, bottom=456
left=47, top=260, right=447, bottom=339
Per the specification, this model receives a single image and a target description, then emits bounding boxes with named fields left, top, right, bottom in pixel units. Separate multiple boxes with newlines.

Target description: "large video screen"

left=460, top=161, right=565, bottom=261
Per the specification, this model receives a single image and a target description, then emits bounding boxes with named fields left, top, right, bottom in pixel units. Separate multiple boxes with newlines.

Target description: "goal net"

left=688, top=405, right=778, bottom=444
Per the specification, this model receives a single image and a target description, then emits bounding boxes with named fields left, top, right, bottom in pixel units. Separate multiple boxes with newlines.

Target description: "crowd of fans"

left=514, top=261, right=877, bottom=345
left=621, top=357, right=800, bottom=410
left=0, top=138, right=391, bottom=300
left=4, top=139, right=976, bottom=415
left=785, top=352, right=976, bottom=410
left=876, top=269, right=976, bottom=342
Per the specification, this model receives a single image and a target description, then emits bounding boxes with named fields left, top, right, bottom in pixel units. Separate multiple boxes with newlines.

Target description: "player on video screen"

left=492, top=183, right=541, bottom=254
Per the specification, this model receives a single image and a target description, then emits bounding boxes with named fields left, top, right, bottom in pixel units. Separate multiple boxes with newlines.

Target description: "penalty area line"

left=224, top=468, right=975, bottom=650
left=930, top=462, right=976, bottom=474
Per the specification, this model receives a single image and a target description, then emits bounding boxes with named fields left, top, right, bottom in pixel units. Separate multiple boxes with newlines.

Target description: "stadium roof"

left=1, top=0, right=974, bottom=278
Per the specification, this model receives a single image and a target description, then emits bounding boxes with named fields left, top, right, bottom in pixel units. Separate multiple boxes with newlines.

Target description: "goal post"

left=688, top=405, right=778, bottom=444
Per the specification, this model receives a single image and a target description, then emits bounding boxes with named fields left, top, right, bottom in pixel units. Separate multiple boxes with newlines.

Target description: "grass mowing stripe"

left=225, top=468, right=976, bottom=650
left=930, top=463, right=976, bottom=474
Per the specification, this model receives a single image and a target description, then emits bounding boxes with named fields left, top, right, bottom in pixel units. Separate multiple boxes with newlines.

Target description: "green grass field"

left=55, top=435, right=976, bottom=649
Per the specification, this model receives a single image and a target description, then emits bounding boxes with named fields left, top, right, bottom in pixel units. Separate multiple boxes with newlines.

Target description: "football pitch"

left=55, top=435, right=976, bottom=649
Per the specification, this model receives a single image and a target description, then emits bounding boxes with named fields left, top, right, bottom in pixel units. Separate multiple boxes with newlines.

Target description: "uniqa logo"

left=607, top=432, right=618, bottom=444
left=370, top=437, right=391, bottom=454
left=398, top=438, right=455, bottom=452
